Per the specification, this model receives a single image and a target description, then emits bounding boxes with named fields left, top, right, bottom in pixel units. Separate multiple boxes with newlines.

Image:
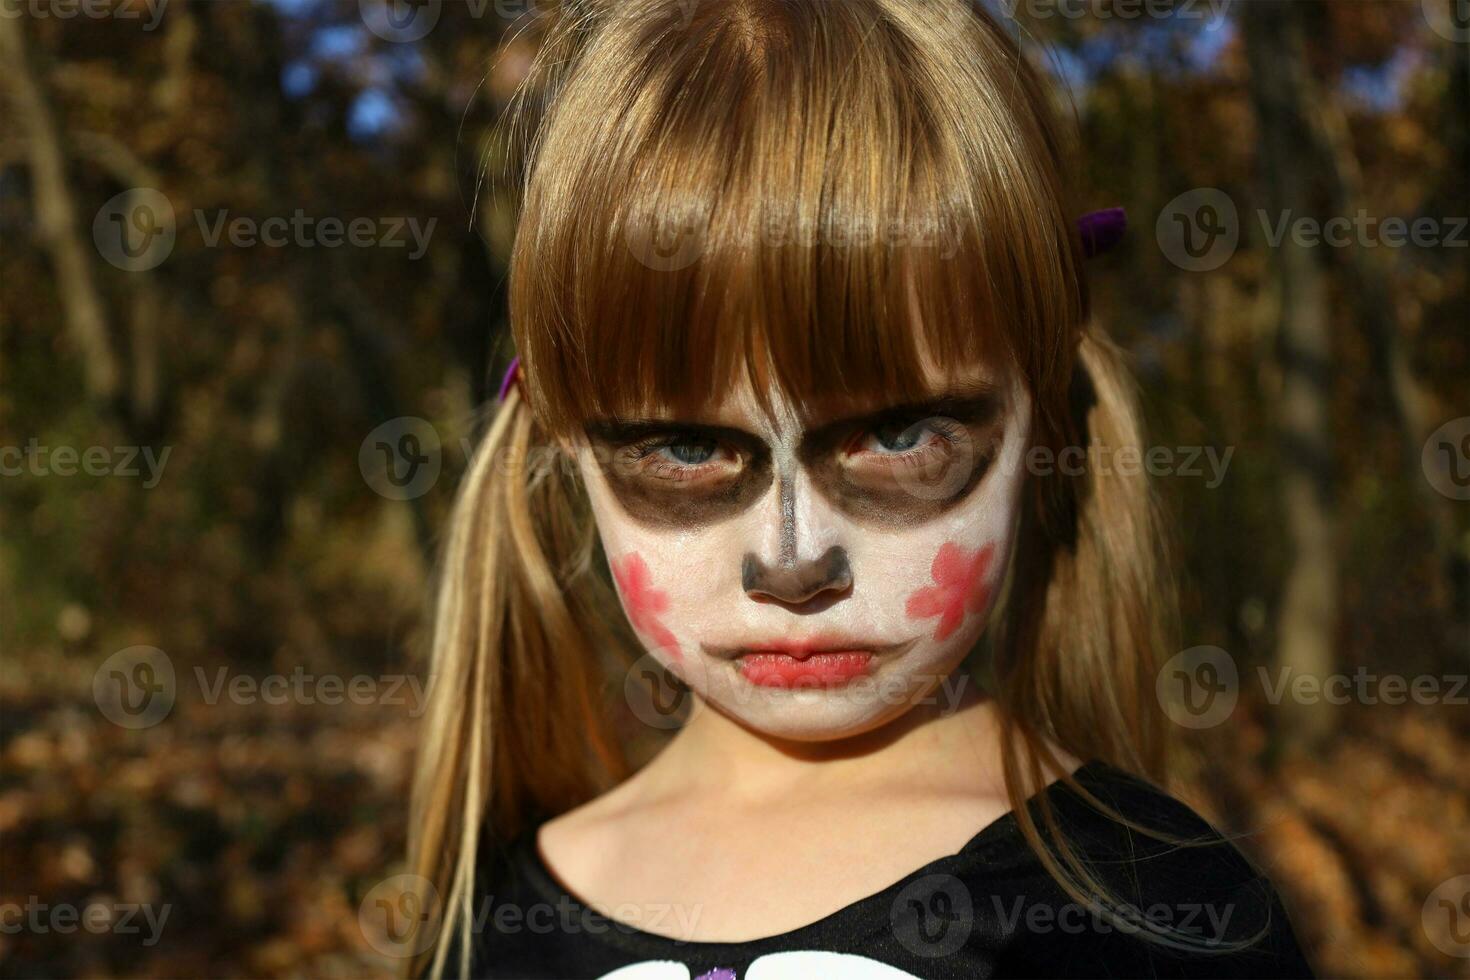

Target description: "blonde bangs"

left=507, top=0, right=1089, bottom=437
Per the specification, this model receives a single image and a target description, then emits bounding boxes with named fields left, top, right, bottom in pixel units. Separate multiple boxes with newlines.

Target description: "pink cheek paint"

left=739, top=652, right=873, bottom=688
left=904, top=541, right=997, bottom=642
left=610, top=552, right=682, bottom=661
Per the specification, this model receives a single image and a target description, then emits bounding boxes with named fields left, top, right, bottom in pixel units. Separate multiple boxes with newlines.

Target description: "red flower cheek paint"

left=611, top=552, right=683, bottom=661
left=904, top=541, right=996, bottom=642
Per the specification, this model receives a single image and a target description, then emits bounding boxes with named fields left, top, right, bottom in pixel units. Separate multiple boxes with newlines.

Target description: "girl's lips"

left=700, top=636, right=916, bottom=688
left=738, top=651, right=873, bottom=688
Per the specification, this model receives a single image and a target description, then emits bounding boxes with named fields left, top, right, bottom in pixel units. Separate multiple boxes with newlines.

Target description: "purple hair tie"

left=496, top=355, right=521, bottom=402
left=1078, top=206, right=1127, bottom=259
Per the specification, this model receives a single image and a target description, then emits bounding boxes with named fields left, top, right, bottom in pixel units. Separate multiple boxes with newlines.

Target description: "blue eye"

left=661, top=439, right=717, bottom=465
left=871, top=420, right=933, bottom=453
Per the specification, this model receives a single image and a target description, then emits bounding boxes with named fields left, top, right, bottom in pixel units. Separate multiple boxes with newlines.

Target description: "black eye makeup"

left=622, top=432, right=733, bottom=482
left=581, top=389, right=1008, bottom=530
left=799, top=394, right=1007, bottom=526
left=582, top=420, right=772, bottom=527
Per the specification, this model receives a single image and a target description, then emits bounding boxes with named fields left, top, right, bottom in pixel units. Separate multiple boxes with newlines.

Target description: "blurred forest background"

left=2, top=0, right=1467, bottom=976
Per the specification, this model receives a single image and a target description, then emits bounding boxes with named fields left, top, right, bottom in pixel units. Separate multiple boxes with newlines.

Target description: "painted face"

left=571, top=355, right=1032, bottom=741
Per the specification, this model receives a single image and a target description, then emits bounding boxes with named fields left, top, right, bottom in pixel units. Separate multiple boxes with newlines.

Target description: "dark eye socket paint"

left=581, top=390, right=1008, bottom=530
left=583, top=419, right=773, bottom=527
left=798, top=394, right=1007, bottom=528
left=796, top=393, right=1006, bottom=459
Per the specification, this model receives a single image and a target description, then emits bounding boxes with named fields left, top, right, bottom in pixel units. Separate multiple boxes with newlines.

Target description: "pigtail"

left=407, top=385, right=626, bottom=980
left=991, top=328, right=1267, bottom=952
left=1003, top=328, right=1173, bottom=782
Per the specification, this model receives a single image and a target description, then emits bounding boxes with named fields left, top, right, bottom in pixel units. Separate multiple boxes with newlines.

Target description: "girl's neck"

left=635, top=671, right=1007, bottom=806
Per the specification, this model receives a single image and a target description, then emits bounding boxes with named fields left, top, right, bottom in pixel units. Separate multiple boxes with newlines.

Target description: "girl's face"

left=571, top=356, right=1032, bottom=741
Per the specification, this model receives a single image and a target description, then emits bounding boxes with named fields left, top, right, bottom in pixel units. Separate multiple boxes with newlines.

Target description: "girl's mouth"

left=701, top=635, right=916, bottom=689
left=737, top=651, right=874, bottom=688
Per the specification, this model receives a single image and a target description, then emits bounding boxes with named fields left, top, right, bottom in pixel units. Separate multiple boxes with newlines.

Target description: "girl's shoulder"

left=456, top=760, right=1315, bottom=979
left=963, top=759, right=1316, bottom=978
left=1002, top=758, right=1258, bottom=861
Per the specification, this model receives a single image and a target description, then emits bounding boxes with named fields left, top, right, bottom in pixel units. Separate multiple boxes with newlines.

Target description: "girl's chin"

left=680, top=657, right=971, bottom=741
left=714, top=700, right=917, bottom=743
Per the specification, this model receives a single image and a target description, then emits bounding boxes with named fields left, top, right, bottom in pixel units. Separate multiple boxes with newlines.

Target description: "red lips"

left=741, top=631, right=879, bottom=656
left=738, top=651, right=874, bottom=687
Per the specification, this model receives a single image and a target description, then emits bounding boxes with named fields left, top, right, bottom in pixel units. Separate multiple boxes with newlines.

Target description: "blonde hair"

left=409, top=1, right=1185, bottom=975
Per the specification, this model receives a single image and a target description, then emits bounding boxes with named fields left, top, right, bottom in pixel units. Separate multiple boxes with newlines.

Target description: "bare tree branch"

left=0, top=15, right=121, bottom=404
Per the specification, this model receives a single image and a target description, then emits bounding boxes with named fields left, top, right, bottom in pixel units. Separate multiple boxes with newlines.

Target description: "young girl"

left=408, top=1, right=1314, bottom=977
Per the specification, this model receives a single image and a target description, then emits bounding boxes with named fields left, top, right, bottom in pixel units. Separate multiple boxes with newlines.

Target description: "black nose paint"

left=742, top=546, right=853, bottom=604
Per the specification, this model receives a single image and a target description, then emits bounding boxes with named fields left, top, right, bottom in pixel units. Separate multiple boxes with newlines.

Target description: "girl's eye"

left=660, top=438, right=717, bottom=465
left=622, top=432, right=740, bottom=485
left=860, top=418, right=953, bottom=455
left=841, top=416, right=981, bottom=494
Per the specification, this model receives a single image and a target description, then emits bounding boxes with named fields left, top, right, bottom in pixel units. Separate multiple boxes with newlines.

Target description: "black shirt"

left=457, top=761, right=1315, bottom=979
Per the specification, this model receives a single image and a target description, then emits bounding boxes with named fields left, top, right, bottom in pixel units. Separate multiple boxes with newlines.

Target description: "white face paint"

left=572, top=358, right=1032, bottom=741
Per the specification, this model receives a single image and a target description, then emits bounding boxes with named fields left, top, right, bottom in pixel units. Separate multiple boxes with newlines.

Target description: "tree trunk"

left=1301, top=47, right=1464, bottom=627
left=0, top=16, right=120, bottom=404
left=1242, top=1, right=1339, bottom=751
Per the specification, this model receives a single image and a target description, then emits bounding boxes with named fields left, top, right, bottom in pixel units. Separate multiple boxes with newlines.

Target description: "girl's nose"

left=742, top=545, right=852, bottom=606
left=740, top=470, right=851, bottom=607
